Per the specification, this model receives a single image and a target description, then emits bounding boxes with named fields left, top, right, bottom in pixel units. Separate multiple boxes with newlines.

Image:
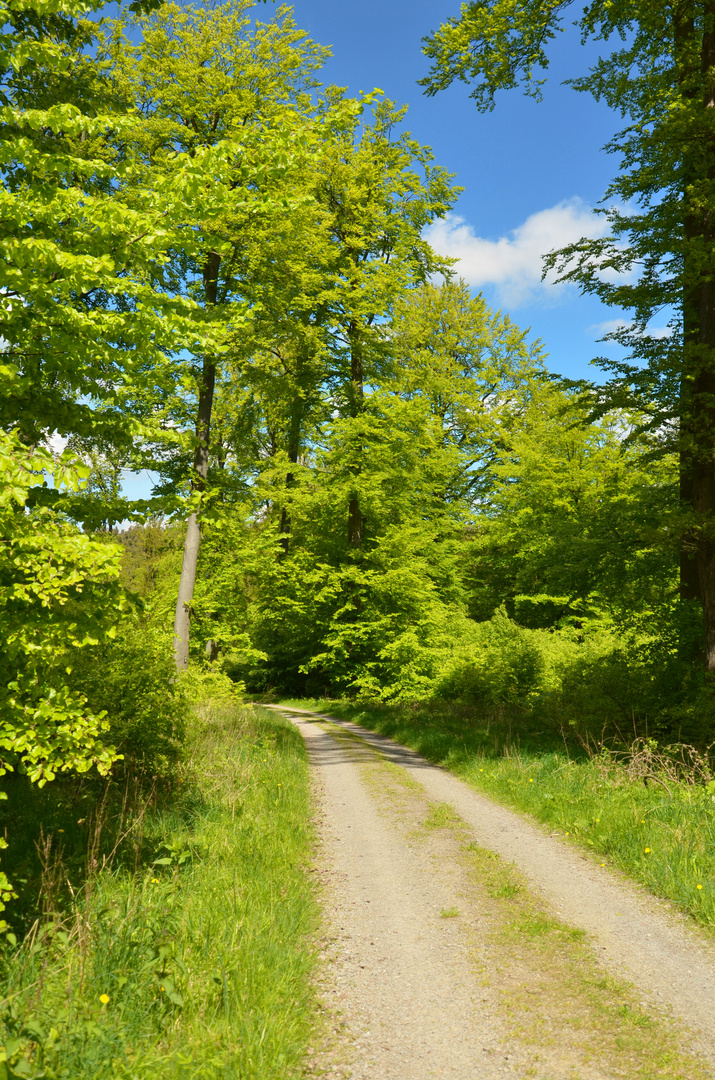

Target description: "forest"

left=3, top=0, right=715, bottom=1077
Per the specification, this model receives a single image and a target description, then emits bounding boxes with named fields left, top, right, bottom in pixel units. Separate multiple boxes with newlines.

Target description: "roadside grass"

left=0, top=702, right=319, bottom=1080
left=284, top=698, right=715, bottom=934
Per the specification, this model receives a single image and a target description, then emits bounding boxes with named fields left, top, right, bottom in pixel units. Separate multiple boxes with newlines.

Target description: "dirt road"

left=268, top=705, right=715, bottom=1079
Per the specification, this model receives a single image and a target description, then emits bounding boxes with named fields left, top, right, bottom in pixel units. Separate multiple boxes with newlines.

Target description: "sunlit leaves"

left=0, top=430, right=124, bottom=785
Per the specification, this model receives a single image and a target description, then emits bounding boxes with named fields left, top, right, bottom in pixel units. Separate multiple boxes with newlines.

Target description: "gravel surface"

left=268, top=705, right=715, bottom=1076
left=294, top=713, right=520, bottom=1079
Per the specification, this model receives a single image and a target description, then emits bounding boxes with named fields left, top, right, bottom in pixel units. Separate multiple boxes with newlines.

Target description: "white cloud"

left=425, top=199, right=610, bottom=308
left=589, top=319, right=673, bottom=341
left=590, top=318, right=630, bottom=337
left=47, top=432, right=68, bottom=455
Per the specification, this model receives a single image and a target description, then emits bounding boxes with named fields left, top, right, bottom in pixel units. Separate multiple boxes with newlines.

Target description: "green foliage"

left=118, top=520, right=184, bottom=603
left=391, top=279, right=544, bottom=505
left=466, top=378, right=678, bottom=629
left=421, top=0, right=715, bottom=673
left=195, top=408, right=473, bottom=698
left=186, top=274, right=690, bottom=723
left=100, top=0, right=356, bottom=507
left=420, top=0, right=567, bottom=108
left=435, top=610, right=553, bottom=711
left=0, top=0, right=183, bottom=452
left=0, top=703, right=320, bottom=1078
left=5, top=0, right=711, bottom=1000
left=186, top=280, right=547, bottom=698
left=1, top=0, right=302, bottom=535
left=66, top=622, right=188, bottom=778
left=0, top=431, right=123, bottom=787
left=179, top=662, right=245, bottom=705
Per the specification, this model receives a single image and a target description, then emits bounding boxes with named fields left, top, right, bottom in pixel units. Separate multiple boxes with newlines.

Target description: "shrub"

left=66, top=621, right=188, bottom=779
left=435, top=611, right=552, bottom=711
left=432, top=611, right=683, bottom=744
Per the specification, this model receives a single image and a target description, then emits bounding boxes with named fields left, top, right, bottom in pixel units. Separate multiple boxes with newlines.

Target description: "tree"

left=466, top=380, right=677, bottom=631
left=421, top=1, right=715, bottom=673
left=312, top=97, right=456, bottom=549
left=391, top=279, right=544, bottom=508
left=0, top=0, right=249, bottom=546
left=105, top=0, right=335, bottom=669
left=0, top=432, right=122, bottom=788
left=0, top=427, right=126, bottom=926
left=191, top=281, right=545, bottom=697
left=208, top=96, right=457, bottom=565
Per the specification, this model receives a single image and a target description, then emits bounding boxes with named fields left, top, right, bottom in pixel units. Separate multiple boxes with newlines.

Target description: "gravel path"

left=292, top=712, right=517, bottom=1078
left=267, top=705, right=715, bottom=1076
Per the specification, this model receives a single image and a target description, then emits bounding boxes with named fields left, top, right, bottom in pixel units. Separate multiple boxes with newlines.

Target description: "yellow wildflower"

left=99, top=994, right=109, bottom=1005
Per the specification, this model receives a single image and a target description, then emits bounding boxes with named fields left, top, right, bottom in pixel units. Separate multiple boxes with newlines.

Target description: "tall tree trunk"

left=173, top=510, right=201, bottom=669
left=173, top=251, right=220, bottom=671
left=680, top=278, right=702, bottom=608
left=348, top=496, right=363, bottom=547
left=691, top=363, right=715, bottom=671
left=679, top=463, right=700, bottom=602
left=690, top=15, right=715, bottom=672
left=347, top=324, right=364, bottom=548
left=676, top=2, right=701, bottom=606
left=279, top=377, right=305, bottom=557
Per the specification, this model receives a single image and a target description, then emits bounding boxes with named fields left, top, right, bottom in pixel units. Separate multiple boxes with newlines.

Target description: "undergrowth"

left=287, top=698, right=715, bottom=933
left=0, top=703, right=319, bottom=1079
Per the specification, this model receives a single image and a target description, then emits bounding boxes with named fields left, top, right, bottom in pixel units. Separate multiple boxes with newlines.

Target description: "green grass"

left=285, top=698, right=715, bottom=934
left=0, top=702, right=319, bottom=1079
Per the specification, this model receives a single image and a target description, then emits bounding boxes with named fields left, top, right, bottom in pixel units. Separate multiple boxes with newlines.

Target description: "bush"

left=66, top=621, right=188, bottom=778
left=431, top=611, right=694, bottom=744
left=179, top=662, right=244, bottom=705
left=435, top=611, right=552, bottom=711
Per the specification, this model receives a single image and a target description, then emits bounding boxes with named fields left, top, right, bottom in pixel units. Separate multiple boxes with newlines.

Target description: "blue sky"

left=289, top=0, right=636, bottom=381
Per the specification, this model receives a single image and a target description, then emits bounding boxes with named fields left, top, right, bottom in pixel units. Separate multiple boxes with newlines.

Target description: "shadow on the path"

left=274, top=708, right=436, bottom=772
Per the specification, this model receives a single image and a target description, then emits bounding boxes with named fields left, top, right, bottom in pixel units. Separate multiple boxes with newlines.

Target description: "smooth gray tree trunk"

left=173, top=512, right=201, bottom=670
left=172, top=251, right=220, bottom=672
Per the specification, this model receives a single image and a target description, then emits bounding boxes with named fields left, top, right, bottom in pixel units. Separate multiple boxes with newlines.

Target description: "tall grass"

left=0, top=703, right=319, bottom=1079
left=292, top=698, right=715, bottom=934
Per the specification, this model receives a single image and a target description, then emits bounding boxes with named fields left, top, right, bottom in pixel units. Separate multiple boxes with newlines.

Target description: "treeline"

left=134, top=294, right=689, bottom=738
left=0, top=0, right=712, bottom=863
left=0, top=0, right=446, bottom=807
